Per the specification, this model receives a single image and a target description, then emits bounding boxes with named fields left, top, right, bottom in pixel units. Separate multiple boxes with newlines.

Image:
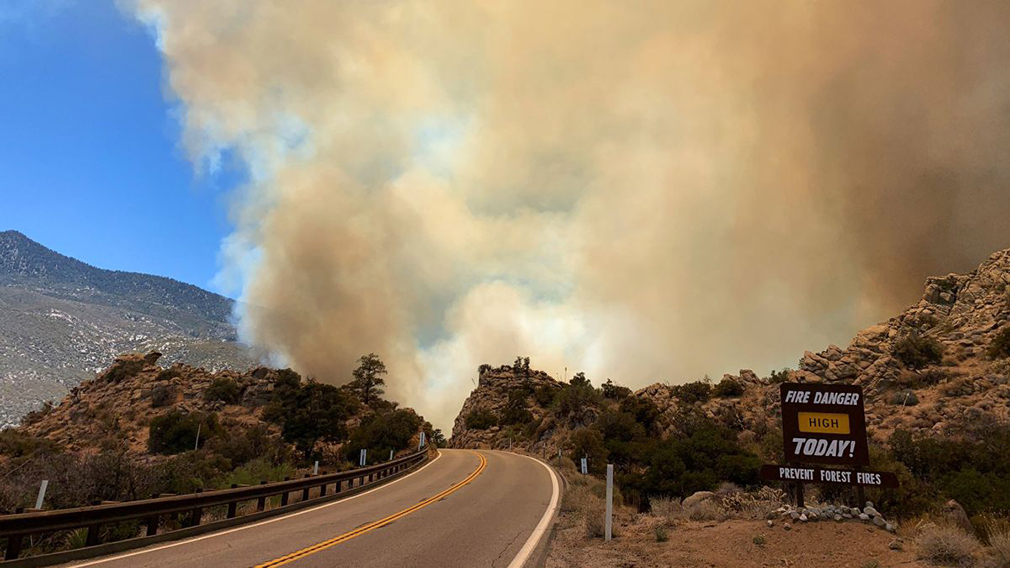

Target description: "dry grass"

left=560, top=473, right=622, bottom=539
left=983, top=516, right=1010, bottom=568
left=916, top=522, right=982, bottom=566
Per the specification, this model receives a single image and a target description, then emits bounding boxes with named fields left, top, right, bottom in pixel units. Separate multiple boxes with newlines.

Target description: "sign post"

left=359, top=448, right=367, bottom=467
left=761, top=383, right=896, bottom=505
left=35, top=480, right=48, bottom=510
left=605, top=464, right=613, bottom=542
left=580, top=457, right=588, bottom=475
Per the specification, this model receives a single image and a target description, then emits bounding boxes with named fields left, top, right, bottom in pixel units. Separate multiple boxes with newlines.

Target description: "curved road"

left=63, top=450, right=559, bottom=568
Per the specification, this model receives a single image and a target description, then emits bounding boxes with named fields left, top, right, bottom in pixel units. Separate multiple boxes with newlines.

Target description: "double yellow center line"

left=254, top=452, right=487, bottom=568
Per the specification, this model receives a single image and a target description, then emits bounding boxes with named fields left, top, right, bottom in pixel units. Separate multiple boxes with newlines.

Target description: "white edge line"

left=67, top=451, right=443, bottom=567
left=506, top=453, right=561, bottom=568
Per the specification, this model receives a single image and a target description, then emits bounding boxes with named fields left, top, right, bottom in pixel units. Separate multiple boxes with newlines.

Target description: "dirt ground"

left=546, top=516, right=926, bottom=568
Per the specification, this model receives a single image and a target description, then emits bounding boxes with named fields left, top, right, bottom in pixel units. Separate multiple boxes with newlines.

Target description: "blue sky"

left=0, top=0, right=241, bottom=296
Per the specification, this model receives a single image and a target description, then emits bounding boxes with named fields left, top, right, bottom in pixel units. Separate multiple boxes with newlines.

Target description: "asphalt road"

left=63, top=450, right=559, bottom=568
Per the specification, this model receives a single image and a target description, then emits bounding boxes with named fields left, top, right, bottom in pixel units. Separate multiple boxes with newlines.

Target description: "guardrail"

left=0, top=448, right=429, bottom=563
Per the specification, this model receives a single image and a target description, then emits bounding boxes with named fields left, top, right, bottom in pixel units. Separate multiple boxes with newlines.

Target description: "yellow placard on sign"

left=797, top=412, right=850, bottom=435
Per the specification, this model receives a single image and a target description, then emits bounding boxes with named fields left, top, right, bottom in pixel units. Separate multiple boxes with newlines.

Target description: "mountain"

left=0, top=230, right=260, bottom=427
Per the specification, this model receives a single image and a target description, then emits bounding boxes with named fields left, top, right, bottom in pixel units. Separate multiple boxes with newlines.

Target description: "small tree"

left=570, top=371, right=591, bottom=388
left=350, top=353, right=387, bottom=405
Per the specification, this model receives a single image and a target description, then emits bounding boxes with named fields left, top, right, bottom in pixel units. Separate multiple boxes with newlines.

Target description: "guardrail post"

left=4, top=535, right=23, bottom=560
left=302, top=474, right=311, bottom=501
left=257, top=481, right=268, bottom=511
left=281, top=477, right=290, bottom=506
left=227, top=485, right=239, bottom=518
left=320, top=482, right=328, bottom=497
left=86, top=523, right=100, bottom=547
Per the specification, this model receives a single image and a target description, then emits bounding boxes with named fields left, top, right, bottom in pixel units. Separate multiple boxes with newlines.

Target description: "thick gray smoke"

left=128, top=0, right=1010, bottom=428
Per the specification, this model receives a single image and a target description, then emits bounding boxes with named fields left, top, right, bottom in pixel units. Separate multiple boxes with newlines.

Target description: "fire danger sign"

left=780, top=383, right=869, bottom=466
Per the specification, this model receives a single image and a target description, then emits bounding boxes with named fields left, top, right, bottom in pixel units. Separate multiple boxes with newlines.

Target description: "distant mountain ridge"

left=0, top=230, right=259, bottom=427
left=0, top=230, right=233, bottom=328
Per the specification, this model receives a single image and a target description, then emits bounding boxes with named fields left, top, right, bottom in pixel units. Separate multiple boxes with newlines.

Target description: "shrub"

left=601, top=379, right=632, bottom=400
left=768, top=368, right=791, bottom=384
left=618, top=396, right=661, bottom=435
left=569, top=428, right=608, bottom=475
left=988, top=328, right=1010, bottom=360
left=988, top=520, right=1010, bottom=567
left=344, top=409, right=423, bottom=464
left=205, top=424, right=280, bottom=467
left=500, top=389, right=533, bottom=425
left=915, top=523, right=981, bottom=567
left=893, top=332, right=945, bottom=369
left=0, top=429, right=60, bottom=458
left=553, top=383, right=602, bottom=418
left=713, top=378, right=745, bottom=398
left=641, top=419, right=760, bottom=499
left=897, top=367, right=949, bottom=389
left=150, top=385, right=176, bottom=408
left=465, top=408, right=498, bottom=430
left=278, top=382, right=357, bottom=459
left=650, top=496, right=682, bottom=520
left=156, top=368, right=180, bottom=381
left=752, top=535, right=766, bottom=546
left=533, top=384, right=556, bottom=407
left=148, top=411, right=222, bottom=455
left=890, top=390, right=920, bottom=406
left=204, top=378, right=242, bottom=405
left=655, top=525, right=669, bottom=542
left=672, top=381, right=711, bottom=404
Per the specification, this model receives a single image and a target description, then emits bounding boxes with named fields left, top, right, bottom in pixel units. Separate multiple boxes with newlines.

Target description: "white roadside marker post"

left=313, top=461, right=319, bottom=475
left=389, top=449, right=394, bottom=461
left=35, top=480, right=48, bottom=510
left=581, top=457, right=587, bottom=475
left=360, top=448, right=367, bottom=466
left=605, top=464, right=614, bottom=542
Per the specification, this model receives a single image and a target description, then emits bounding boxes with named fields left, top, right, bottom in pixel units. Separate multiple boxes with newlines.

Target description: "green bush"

left=533, top=384, right=556, bottom=407
left=344, top=409, right=423, bottom=464
left=618, top=396, right=661, bottom=435
left=712, top=378, right=745, bottom=398
left=465, top=408, right=498, bottom=430
left=148, top=411, right=223, bottom=455
left=569, top=427, right=609, bottom=475
left=150, top=384, right=176, bottom=408
left=768, top=368, right=791, bottom=384
left=601, top=379, right=632, bottom=400
left=639, top=419, right=760, bottom=499
left=279, top=383, right=357, bottom=459
left=204, top=377, right=242, bottom=405
left=888, top=424, right=1010, bottom=516
left=893, top=332, right=945, bottom=369
left=500, top=389, right=533, bottom=425
left=552, top=383, right=602, bottom=418
left=672, top=381, right=711, bottom=404
left=593, top=410, right=647, bottom=466
left=988, top=327, right=1010, bottom=360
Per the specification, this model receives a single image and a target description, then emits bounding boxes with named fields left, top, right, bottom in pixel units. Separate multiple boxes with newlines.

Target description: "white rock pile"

left=770, top=501, right=896, bottom=533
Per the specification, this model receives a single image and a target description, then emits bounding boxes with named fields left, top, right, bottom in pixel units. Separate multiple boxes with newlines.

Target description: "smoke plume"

left=129, top=1, right=1010, bottom=428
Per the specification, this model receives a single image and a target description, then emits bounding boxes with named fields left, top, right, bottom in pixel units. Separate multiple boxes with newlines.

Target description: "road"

left=63, top=450, right=560, bottom=568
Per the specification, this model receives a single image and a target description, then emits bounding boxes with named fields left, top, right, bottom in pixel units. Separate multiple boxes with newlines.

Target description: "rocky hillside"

left=18, top=352, right=278, bottom=456
left=451, top=247, right=1010, bottom=450
left=0, top=230, right=259, bottom=427
left=18, top=351, right=431, bottom=460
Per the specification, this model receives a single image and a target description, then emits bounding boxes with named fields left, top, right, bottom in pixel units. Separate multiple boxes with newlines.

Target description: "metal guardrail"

left=0, top=449, right=428, bottom=562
